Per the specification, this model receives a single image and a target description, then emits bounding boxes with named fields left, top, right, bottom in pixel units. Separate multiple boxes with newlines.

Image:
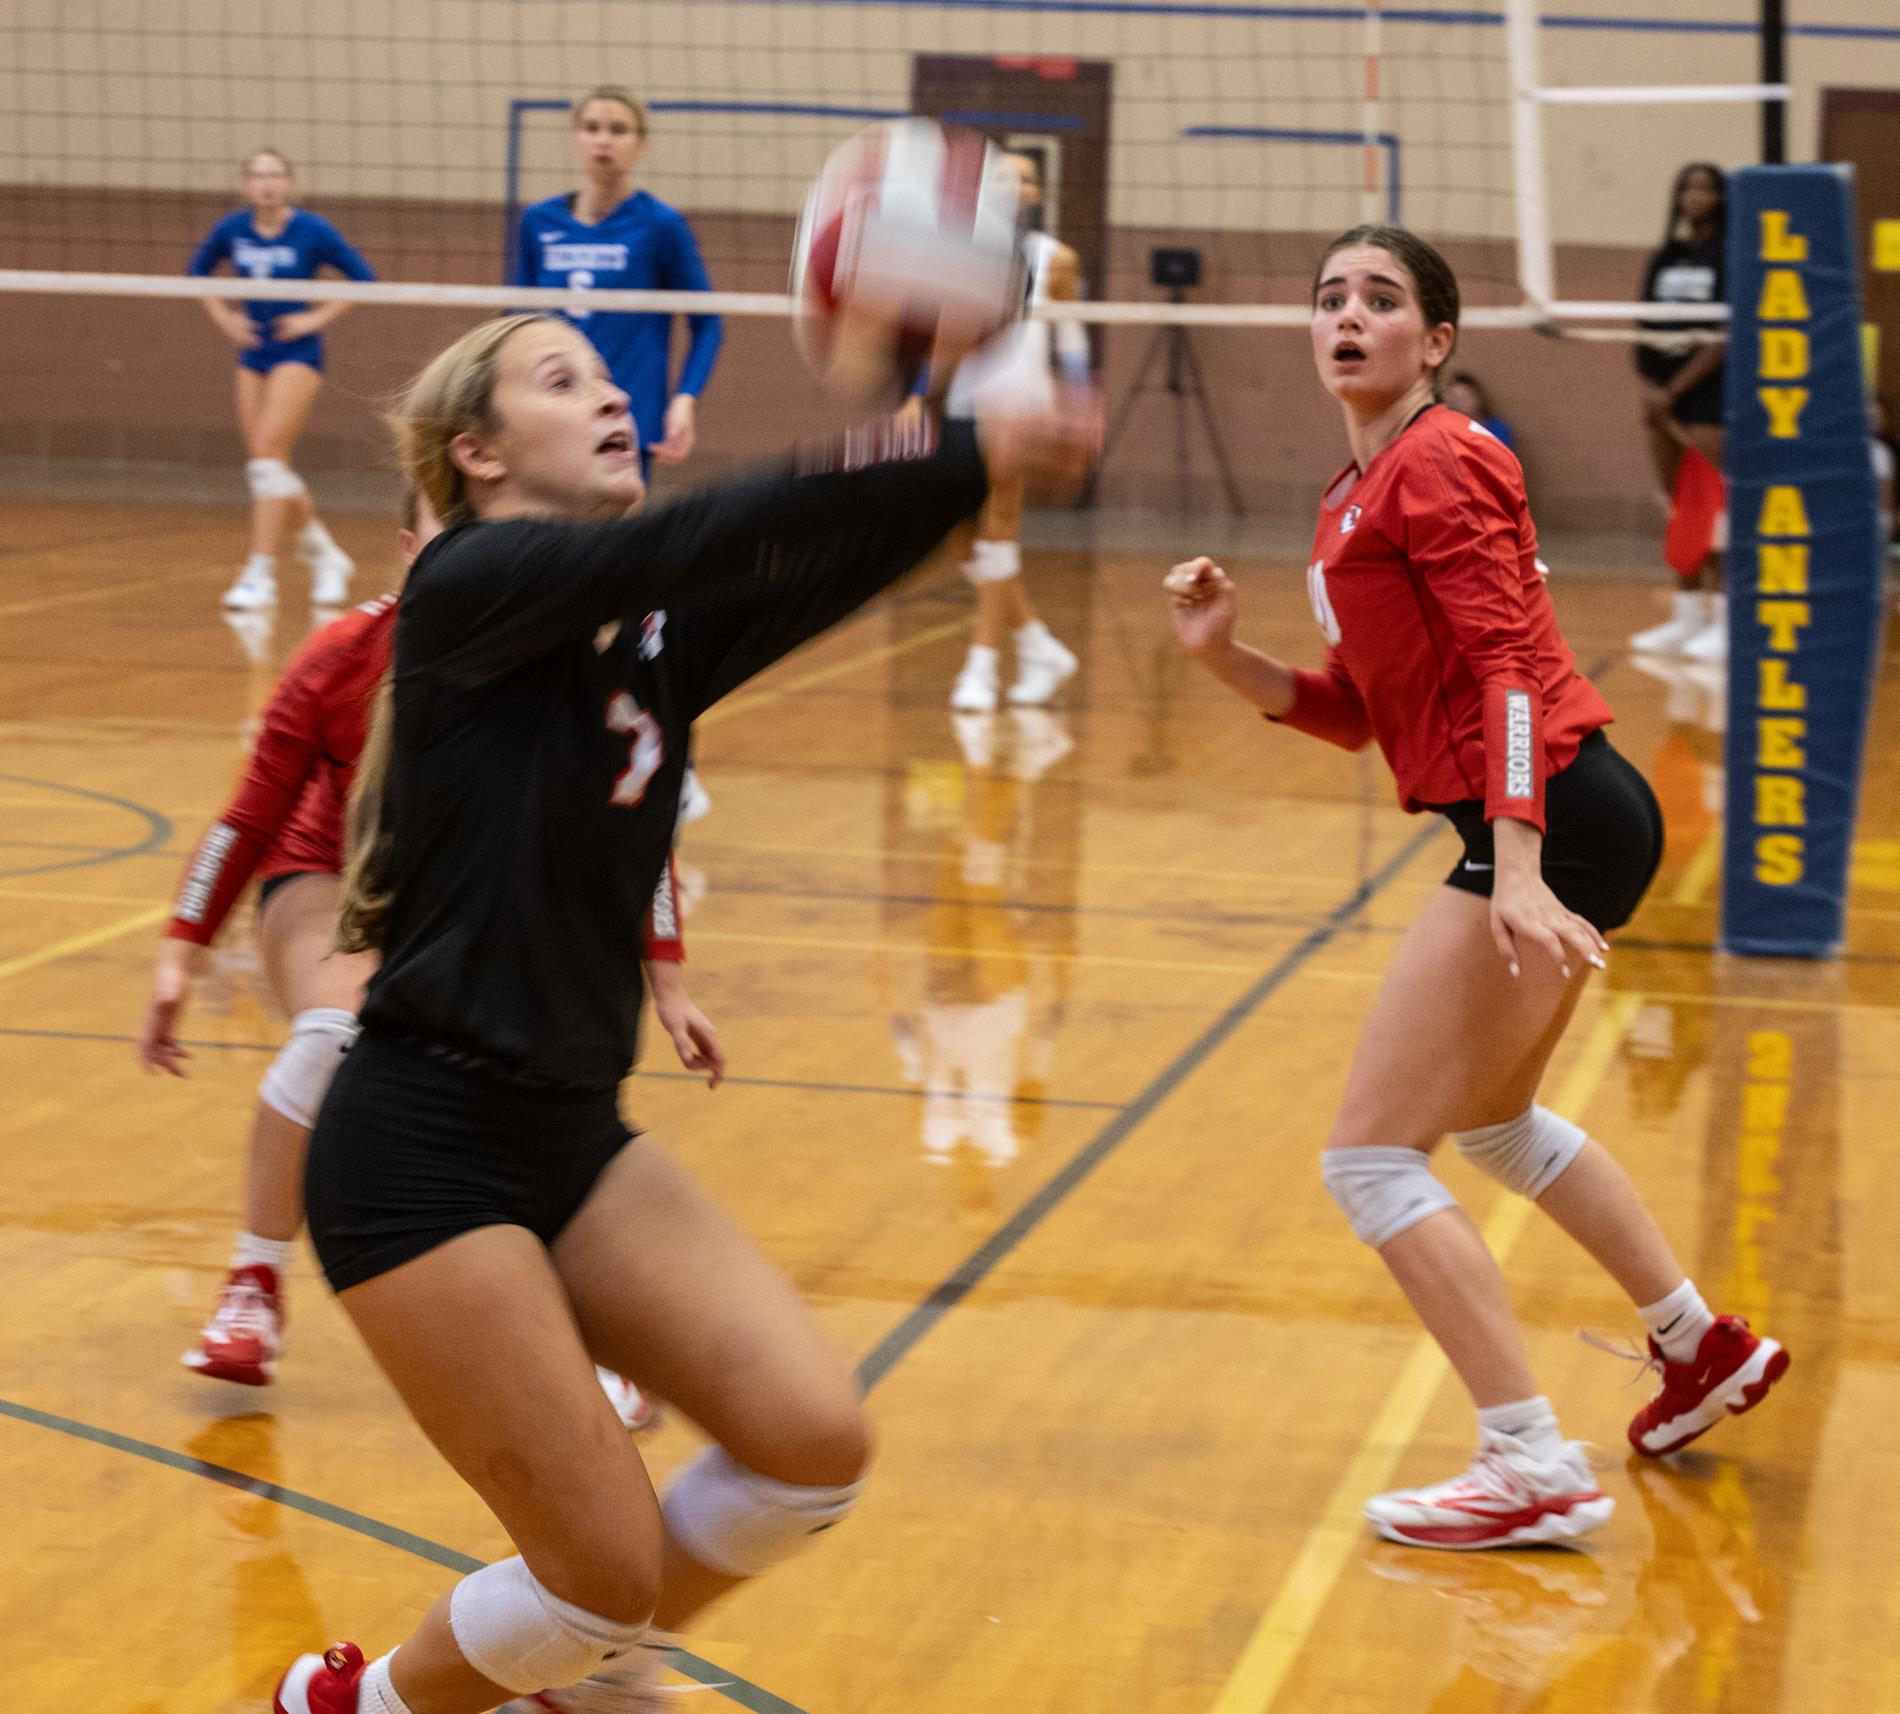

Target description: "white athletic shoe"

left=1679, top=598, right=1728, bottom=663
left=1629, top=590, right=1707, bottom=655
left=951, top=655, right=1000, bottom=712
left=308, top=551, right=353, bottom=608
left=1364, top=1429, right=1614, bottom=1550
left=499, top=1635, right=713, bottom=1713
left=596, top=1366, right=658, bottom=1433
left=222, top=564, right=279, bottom=610
left=1006, top=633, right=1078, bottom=706
left=677, top=768, right=712, bottom=826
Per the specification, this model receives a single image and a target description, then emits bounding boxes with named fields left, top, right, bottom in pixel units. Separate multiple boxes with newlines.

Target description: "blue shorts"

left=240, top=332, right=324, bottom=375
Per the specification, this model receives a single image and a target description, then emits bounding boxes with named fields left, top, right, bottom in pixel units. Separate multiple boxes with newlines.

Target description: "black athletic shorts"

left=1434, top=730, right=1663, bottom=932
left=258, top=870, right=325, bottom=912
left=304, top=1029, right=634, bottom=1292
left=1669, top=369, right=1725, bottom=429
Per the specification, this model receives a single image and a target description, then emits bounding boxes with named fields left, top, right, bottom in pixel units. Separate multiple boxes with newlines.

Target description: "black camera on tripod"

left=1149, top=246, right=1203, bottom=291
left=1100, top=244, right=1242, bottom=513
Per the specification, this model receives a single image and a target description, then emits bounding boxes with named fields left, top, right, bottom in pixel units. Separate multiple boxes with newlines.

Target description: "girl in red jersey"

left=139, top=495, right=715, bottom=1424
left=1164, top=225, right=1786, bottom=1551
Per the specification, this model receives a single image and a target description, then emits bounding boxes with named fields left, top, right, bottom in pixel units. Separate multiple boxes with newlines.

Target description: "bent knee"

left=526, top=1533, right=663, bottom=1628
left=757, top=1392, right=874, bottom=1489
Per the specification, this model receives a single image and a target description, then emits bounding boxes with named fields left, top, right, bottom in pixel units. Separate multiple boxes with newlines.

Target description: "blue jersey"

left=513, top=191, right=723, bottom=452
left=188, top=208, right=376, bottom=329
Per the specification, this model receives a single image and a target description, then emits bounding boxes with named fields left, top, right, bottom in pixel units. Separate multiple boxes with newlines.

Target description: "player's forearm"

left=304, top=301, right=352, bottom=333
left=1491, top=812, right=1544, bottom=881
left=1667, top=341, right=1725, bottom=397
left=1189, top=638, right=1297, bottom=718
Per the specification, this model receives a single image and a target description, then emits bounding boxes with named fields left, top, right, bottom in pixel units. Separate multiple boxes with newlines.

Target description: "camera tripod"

left=1100, top=285, right=1246, bottom=515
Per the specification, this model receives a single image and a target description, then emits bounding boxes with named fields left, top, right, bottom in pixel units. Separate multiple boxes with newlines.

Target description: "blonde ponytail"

left=336, top=667, right=397, bottom=954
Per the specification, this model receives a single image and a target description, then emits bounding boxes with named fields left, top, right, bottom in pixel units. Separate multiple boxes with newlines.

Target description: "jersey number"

left=1306, top=560, right=1342, bottom=645
left=605, top=692, right=663, bottom=807
left=567, top=268, right=595, bottom=320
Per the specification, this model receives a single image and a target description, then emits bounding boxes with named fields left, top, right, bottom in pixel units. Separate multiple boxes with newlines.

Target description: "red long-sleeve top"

left=165, top=595, right=685, bottom=961
left=1283, top=405, right=1611, bottom=832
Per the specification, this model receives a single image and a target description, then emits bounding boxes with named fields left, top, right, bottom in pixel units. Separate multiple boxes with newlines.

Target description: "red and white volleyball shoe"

left=274, top=1642, right=366, bottom=1714
left=1365, top=1430, right=1614, bottom=1550
left=596, top=1367, right=659, bottom=1433
left=1628, top=1315, right=1789, bottom=1457
left=181, top=1262, right=283, bottom=1386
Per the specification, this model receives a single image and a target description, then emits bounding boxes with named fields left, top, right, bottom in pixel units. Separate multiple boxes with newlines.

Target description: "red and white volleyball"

left=791, top=119, right=1027, bottom=404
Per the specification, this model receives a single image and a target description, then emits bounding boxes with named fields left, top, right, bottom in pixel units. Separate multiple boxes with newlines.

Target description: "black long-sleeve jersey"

left=358, top=416, right=988, bottom=1091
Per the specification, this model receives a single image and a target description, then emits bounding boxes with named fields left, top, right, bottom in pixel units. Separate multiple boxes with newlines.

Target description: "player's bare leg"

left=951, top=478, right=1075, bottom=711
left=185, top=872, right=371, bottom=1386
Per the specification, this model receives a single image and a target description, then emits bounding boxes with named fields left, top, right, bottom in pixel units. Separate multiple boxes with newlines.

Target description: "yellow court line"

left=699, top=615, right=971, bottom=728
left=1206, top=988, right=1644, bottom=1714
left=1210, top=825, right=1720, bottom=1714
left=1670, top=831, right=1722, bottom=907
left=0, top=905, right=168, bottom=983
left=684, top=926, right=1259, bottom=977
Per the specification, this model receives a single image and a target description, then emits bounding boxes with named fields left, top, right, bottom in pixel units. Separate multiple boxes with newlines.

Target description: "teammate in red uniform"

left=1164, top=225, right=1787, bottom=1550
left=139, top=494, right=716, bottom=1425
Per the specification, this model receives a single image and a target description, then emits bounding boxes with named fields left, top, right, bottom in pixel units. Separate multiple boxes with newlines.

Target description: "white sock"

left=960, top=645, right=999, bottom=680
left=356, top=1654, right=415, bottom=1714
left=243, top=552, right=276, bottom=578
left=1640, top=1278, right=1715, bottom=1363
left=1014, top=620, right=1055, bottom=651
left=299, top=518, right=339, bottom=554
left=231, top=1231, right=294, bottom=1272
left=1476, top=1395, right=1564, bottom=1456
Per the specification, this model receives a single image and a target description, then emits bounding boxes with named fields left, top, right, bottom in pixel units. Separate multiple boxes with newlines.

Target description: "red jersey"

left=1283, top=404, right=1611, bottom=832
left=168, top=595, right=685, bottom=961
left=169, top=598, right=394, bottom=945
left=169, top=593, right=687, bottom=960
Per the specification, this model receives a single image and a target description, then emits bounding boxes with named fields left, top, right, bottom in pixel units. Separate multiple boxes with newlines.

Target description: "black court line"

left=0, top=1398, right=812, bottom=1714
left=855, top=816, right=1447, bottom=1389
left=855, top=649, right=1626, bottom=1389
left=0, top=1025, right=1128, bottom=1111
left=0, top=773, right=173, bottom=880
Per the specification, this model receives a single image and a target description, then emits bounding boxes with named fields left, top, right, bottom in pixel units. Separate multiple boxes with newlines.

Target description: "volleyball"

left=790, top=118, right=1028, bottom=404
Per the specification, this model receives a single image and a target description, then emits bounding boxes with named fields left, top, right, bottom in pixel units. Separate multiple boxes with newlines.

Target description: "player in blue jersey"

left=513, top=87, right=723, bottom=481
left=514, top=87, right=725, bottom=819
left=188, top=149, right=377, bottom=611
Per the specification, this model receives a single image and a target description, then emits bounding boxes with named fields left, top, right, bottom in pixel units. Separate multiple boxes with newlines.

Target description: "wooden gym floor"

left=3, top=496, right=1898, bottom=1714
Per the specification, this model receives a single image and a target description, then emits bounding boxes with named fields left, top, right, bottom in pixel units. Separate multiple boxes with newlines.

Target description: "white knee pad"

left=961, top=539, right=1021, bottom=585
left=246, top=458, right=307, bottom=501
left=1454, top=1105, right=1586, bottom=1200
left=661, top=1447, right=863, bottom=1577
left=1321, top=1146, right=1459, bottom=1249
left=448, top=1557, right=648, bottom=1696
left=258, top=1007, right=359, bottom=1127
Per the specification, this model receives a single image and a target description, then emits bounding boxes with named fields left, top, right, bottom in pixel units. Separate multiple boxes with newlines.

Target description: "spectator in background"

left=1629, top=163, right=1728, bottom=660
left=1442, top=371, right=1515, bottom=453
